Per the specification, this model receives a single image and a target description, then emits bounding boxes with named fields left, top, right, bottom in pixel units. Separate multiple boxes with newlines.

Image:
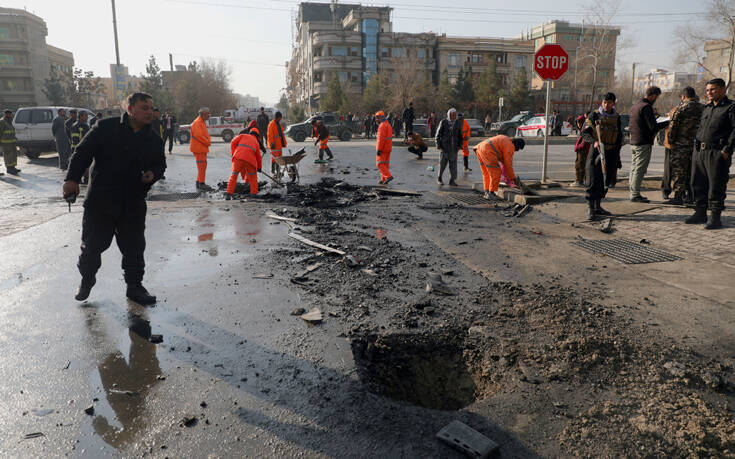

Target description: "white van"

left=13, top=106, right=95, bottom=158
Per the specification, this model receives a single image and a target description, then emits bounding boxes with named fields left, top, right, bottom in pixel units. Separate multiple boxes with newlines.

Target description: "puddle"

left=351, top=331, right=480, bottom=410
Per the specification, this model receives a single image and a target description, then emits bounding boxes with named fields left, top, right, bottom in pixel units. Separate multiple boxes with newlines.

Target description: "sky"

left=10, top=0, right=707, bottom=106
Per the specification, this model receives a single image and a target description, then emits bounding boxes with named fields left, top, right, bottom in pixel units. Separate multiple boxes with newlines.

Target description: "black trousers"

left=692, top=148, right=732, bottom=211
left=78, top=206, right=147, bottom=285
left=661, top=148, right=672, bottom=195
left=585, top=147, right=608, bottom=201
left=408, top=145, right=427, bottom=156
left=163, top=130, right=175, bottom=152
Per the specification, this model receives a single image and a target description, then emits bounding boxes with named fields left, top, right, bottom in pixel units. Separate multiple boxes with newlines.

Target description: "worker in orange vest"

left=311, top=118, right=333, bottom=161
left=226, top=128, right=262, bottom=199
left=473, top=135, right=525, bottom=200
left=190, top=107, right=212, bottom=191
left=267, top=111, right=287, bottom=174
left=375, top=111, right=393, bottom=184
left=459, top=113, right=472, bottom=172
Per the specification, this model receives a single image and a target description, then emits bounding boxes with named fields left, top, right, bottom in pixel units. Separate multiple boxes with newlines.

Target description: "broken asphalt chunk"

left=301, top=308, right=323, bottom=324
left=426, top=272, right=457, bottom=296
left=344, top=255, right=361, bottom=267
left=290, top=307, right=306, bottom=316
left=436, top=420, right=498, bottom=458
left=182, top=416, right=198, bottom=427
left=84, top=405, right=94, bottom=415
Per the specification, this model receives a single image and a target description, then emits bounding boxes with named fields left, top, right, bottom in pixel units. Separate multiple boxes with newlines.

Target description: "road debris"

left=288, top=232, right=346, bottom=256
left=290, top=307, right=307, bottom=316
left=436, top=420, right=498, bottom=458
left=181, top=416, right=198, bottom=427
left=344, top=254, right=361, bottom=267
left=252, top=273, right=273, bottom=279
left=149, top=334, right=163, bottom=344
left=293, top=262, right=323, bottom=280
left=361, top=269, right=378, bottom=276
left=300, top=308, right=323, bottom=324
left=500, top=203, right=532, bottom=217
left=22, top=432, right=45, bottom=440
left=84, top=405, right=94, bottom=415
left=265, top=210, right=297, bottom=223
left=425, top=272, right=456, bottom=295
left=600, top=218, right=615, bottom=234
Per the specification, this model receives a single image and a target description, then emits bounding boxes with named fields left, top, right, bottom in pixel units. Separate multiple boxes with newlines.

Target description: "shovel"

left=259, top=170, right=284, bottom=188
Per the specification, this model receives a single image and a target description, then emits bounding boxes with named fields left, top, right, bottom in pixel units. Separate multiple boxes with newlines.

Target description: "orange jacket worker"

left=226, top=128, right=263, bottom=198
left=190, top=107, right=212, bottom=191
left=375, top=111, right=393, bottom=184
left=267, top=112, right=287, bottom=174
left=460, top=114, right=472, bottom=172
left=474, top=135, right=525, bottom=200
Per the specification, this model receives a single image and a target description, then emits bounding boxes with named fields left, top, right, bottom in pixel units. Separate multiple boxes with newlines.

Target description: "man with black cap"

left=256, top=107, right=269, bottom=142
left=579, top=92, right=623, bottom=220
left=65, top=109, right=78, bottom=143
left=686, top=78, right=735, bottom=229
left=62, top=92, right=166, bottom=304
left=0, top=109, right=19, bottom=175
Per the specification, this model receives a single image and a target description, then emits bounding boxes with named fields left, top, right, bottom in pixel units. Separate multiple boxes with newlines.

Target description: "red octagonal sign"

left=534, top=44, right=569, bottom=81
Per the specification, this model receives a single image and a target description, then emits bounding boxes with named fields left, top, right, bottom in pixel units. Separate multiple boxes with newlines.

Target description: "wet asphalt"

left=0, top=137, right=667, bottom=457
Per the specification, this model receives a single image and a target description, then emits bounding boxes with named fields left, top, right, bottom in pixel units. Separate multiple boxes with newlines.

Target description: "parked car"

left=516, top=115, right=571, bottom=137
left=177, top=116, right=243, bottom=143
left=285, top=112, right=356, bottom=142
left=465, top=118, right=485, bottom=137
left=412, top=118, right=429, bottom=137
left=13, top=106, right=95, bottom=158
left=489, top=112, right=534, bottom=137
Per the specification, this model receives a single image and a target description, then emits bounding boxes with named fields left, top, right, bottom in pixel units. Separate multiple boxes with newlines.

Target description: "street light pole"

left=111, top=0, right=120, bottom=66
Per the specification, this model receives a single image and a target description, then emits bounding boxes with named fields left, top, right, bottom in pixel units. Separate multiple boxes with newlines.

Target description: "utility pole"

left=111, top=0, right=120, bottom=66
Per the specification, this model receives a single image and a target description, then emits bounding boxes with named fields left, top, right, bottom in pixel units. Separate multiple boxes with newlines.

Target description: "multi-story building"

left=436, top=35, right=533, bottom=88
left=634, top=68, right=696, bottom=95
left=522, top=20, right=620, bottom=110
left=288, top=2, right=534, bottom=109
left=0, top=7, right=74, bottom=109
left=702, top=40, right=733, bottom=84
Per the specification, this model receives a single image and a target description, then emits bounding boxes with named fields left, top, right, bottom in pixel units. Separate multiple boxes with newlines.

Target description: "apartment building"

left=522, top=20, right=620, bottom=106
left=702, top=40, right=733, bottom=84
left=634, top=68, right=696, bottom=95
left=0, top=7, right=74, bottom=109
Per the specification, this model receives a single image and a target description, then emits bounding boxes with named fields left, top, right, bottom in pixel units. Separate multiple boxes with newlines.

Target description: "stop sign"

left=534, top=44, right=569, bottom=80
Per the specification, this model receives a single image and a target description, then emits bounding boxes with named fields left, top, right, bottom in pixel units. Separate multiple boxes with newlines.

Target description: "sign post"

left=498, top=97, right=504, bottom=124
left=533, top=44, right=569, bottom=183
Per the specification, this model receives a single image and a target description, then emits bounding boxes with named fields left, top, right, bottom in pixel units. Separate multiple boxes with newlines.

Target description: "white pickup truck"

left=177, top=116, right=243, bottom=144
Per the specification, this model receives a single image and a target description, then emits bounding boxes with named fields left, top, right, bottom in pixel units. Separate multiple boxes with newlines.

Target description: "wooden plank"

left=288, top=232, right=346, bottom=256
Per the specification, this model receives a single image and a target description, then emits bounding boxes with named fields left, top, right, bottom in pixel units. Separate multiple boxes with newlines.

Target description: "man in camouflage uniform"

left=0, top=109, right=19, bottom=175
left=665, top=86, right=703, bottom=205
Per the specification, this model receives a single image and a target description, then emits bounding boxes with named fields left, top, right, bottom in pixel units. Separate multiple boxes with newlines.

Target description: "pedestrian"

left=347, top=112, right=353, bottom=122
left=484, top=113, right=492, bottom=130
left=150, top=108, right=163, bottom=139
left=375, top=111, right=393, bottom=184
left=267, top=111, right=287, bottom=174
left=628, top=86, right=669, bottom=202
left=660, top=104, right=678, bottom=201
left=256, top=107, right=269, bottom=141
left=52, top=107, right=71, bottom=170
left=393, top=114, right=402, bottom=138
left=0, top=109, right=19, bottom=175
left=62, top=92, right=166, bottom=304
left=552, top=109, right=562, bottom=136
left=311, top=118, right=333, bottom=161
left=573, top=114, right=590, bottom=187
left=364, top=114, right=372, bottom=139
left=459, top=113, right=472, bottom=172
left=580, top=92, right=623, bottom=220
left=190, top=107, right=213, bottom=191
left=226, top=127, right=262, bottom=199
left=686, top=78, right=735, bottom=229
left=90, top=111, right=103, bottom=127
left=428, top=112, right=438, bottom=137
left=663, top=86, right=703, bottom=205
left=65, top=109, right=78, bottom=143
left=71, top=111, right=91, bottom=184
left=162, top=108, right=176, bottom=154
left=435, top=108, right=463, bottom=186
left=473, top=135, right=525, bottom=200
left=407, top=131, right=427, bottom=159
left=402, top=102, right=415, bottom=140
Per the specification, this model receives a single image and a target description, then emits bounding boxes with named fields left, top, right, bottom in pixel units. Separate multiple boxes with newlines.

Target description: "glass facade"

left=362, top=18, right=379, bottom=85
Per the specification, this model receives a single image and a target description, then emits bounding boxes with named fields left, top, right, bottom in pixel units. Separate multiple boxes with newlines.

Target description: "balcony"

left=312, top=31, right=362, bottom=46
left=313, top=55, right=363, bottom=71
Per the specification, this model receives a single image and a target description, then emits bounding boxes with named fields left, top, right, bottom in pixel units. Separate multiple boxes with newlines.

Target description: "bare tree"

left=577, top=0, right=623, bottom=108
left=676, top=0, right=735, bottom=91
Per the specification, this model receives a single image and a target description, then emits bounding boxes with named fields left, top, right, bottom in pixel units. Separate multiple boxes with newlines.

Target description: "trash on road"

left=600, top=218, right=615, bottom=234
left=362, top=269, right=378, bottom=277
left=501, top=203, right=531, bottom=217
left=426, top=272, right=456, bottom=296
left=436, top=420, right=498, bottom=458
left=301, top=308, right=323, bottom=324
left=265, top=210, right=297, bottom=223
left=290, top=307, right=307, bottom=316
left=288, top=231, right=346, bottom=256
left=252, top=273, right=274, bottom=279
left=344, top=254, right=361, bottom=267
left=22, top=432, right=45, bottom=440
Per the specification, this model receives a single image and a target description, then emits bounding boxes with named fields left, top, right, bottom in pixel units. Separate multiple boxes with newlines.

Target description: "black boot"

left=326, top=148, right=334, bottom=160
left=664, top=191, right=683, bottom=205
left=7, top=166, right=19, bottom=175
left=126, top=284, right=157, bottom=305
left=705, top=210, right=723, bottom=230
left=587, top=200, right=598, bottom=221
left=74, top=277, right=96, bottom=301
left=594, top=199, right=612, bottom=216
left=684, top=207, right=707, bottom=224
left=271, top=162, right=277, bottom=175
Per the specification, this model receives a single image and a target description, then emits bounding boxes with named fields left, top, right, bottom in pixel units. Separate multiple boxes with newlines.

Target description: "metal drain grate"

left=147, top=192, right=201, bottom=201
left=445, top=193, right=491, bottom=206
left=570, top=238, right=682, bottom=264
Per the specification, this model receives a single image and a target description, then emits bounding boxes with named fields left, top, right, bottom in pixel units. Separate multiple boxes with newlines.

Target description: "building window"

left=495, top=53, right=507, bottom=64
left=362, top=18, right=379, bottom=84
left=720, top=66, right=729, bottom=74
left=417, top=48, right=426, bottom=59
left=391, top=47, right=406, bottom=58
left=338, top=71, right=347, bottom=82
left=471, top=54, right=481, bottom=63
left=330, top=46, right=347, bottom=56
left=599, top=70, right=609, bottom=77
left=514, top=55, right=526, bottom=68
left=314, top=71, right=323, bottom=83
left=448, top=53, right=460, bottom=67
left=381, top=47, right=389, bottom=58
left=314, top=46, right=323, bottom=57
left=722, top=49, right=730, bottom=57
left=349, top=47, right=359, bottom=56
left=351, top=73, right=359, bottom=83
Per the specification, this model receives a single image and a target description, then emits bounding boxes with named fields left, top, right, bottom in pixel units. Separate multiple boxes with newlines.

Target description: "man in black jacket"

left=402, top=102, right=415, bottom=140
left=62, top=92, right=166, bottom=304
left=162, top=108, right=177, bottom=153
left=435, top=108, right=463, bottom=186
left=686, top=78, right=735, bottom=229
left=256, top=107, right=269, bottom=141
left=628, top=86, right=669, bottom=202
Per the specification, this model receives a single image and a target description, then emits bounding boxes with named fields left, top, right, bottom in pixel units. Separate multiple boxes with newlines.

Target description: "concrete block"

left=436, top=420, right=498, bottom=458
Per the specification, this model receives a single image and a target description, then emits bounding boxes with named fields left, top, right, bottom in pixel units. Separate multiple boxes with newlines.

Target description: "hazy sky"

left=10, top=0, right=706, bottom=105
